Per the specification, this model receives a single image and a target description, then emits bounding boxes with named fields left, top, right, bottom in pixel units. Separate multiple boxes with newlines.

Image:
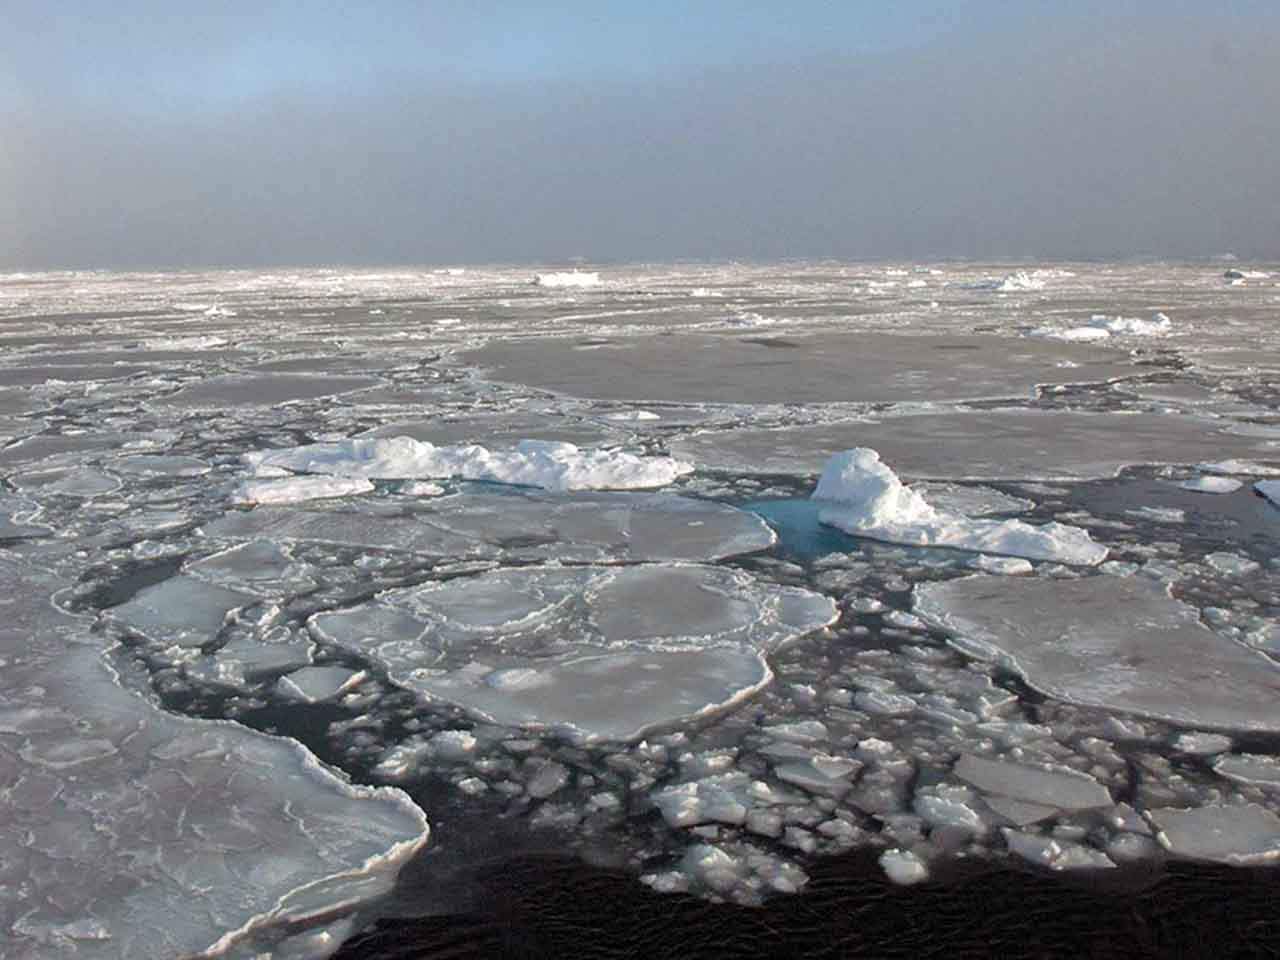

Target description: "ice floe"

left=233, top=474, right=377, bottom=505
left=915, top=574, right=1280, bottom=732
left=245, top=436, right=693, bottom=492
left=0, top=552, right=428, bottom=958
left=811, top=449, right=1107, bottom=565
left=309, top=565, right=837, bottom=743
left=1257, top=480, right=1280, bottom=507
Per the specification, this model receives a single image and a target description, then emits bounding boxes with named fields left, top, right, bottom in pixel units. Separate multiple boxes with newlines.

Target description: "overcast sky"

left=2, top=1, right=1277, bottom=268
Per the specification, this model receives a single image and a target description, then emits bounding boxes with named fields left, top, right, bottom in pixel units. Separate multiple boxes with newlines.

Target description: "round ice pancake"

left=309, top=565, right=837, bottom=743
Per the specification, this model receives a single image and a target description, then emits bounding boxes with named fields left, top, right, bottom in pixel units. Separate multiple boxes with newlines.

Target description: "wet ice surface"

left=3, top=261, right=1280, bottom=955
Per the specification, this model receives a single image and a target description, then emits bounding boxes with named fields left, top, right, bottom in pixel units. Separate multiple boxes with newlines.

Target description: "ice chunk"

left=812, top=449, right=1106, bottom=565
left=1257, top=480, right=1280, bottom=507
left=1213, top=754, right=1280, bottom=788
left=277, top=667, right=366, bottom=703
left=107, top=575, right=258, bottom=647
left=245, top=436, right=693, bottom=492
left=1147, top=804, right=1280, bottom=864
left=1002, top=830, right=1115, bottom=870
left=533, top=271, right=601, bottom=288
left=1204, top=552, right=1260, bottom=576
left=879, top=848, right=929, bottom=884
left=233, top=475, right=376, bottom=505
left=1180, top=475, right=1243, bottom=494
left=916, top=575, right=1280, bottom=732
left=954, top=754, right=1112, bottom=811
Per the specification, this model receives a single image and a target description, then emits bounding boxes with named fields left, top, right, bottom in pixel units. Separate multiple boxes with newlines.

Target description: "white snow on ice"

left=811, top=449, right=1107, bottom=565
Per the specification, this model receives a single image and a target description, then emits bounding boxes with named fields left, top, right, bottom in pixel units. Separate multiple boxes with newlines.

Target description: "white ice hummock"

left=811, top=449, right=1107, bottom=565
left=244, top=436, right=693, bottom=493
left=533, top=271, right=601, bottom=288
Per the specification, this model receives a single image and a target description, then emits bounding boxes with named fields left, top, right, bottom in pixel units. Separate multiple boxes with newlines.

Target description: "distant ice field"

left=2, top=260, right=1280, bottom=958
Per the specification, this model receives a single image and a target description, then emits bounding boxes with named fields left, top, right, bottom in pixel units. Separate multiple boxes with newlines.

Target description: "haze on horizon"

left=2, top=1, right=1278, bottom=270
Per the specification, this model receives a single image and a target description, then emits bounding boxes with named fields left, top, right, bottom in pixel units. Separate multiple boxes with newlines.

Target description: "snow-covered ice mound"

left=206, top=491, right=776, bottom=563
left=1031, top=312, right=1173, bottom=341
left=245, top=436, right=692, bottom=492
left=310, top=565, right=837, bottom=743
left=0, top=553, right=429, bottom=959
left=233, top=474, right=376, bottom=505
left=533, top=271, right=601, bottom=288
left=915, top=574, right=1280, bottom=732
left=811, top=449, right=1107, bottom=565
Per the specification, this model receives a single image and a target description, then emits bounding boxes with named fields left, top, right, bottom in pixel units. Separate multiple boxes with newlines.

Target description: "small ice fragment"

left=276, top=667, right=365, bottom=703
left=1204, top=552, right=1260, bottom=576
left=1002, top=830, right=1115, bottom=870
left=879, top=848, right=929, bottom=885
left=969, top=555, right=1033, bottom=575
left=1171, top=731, right=1233, bottom=755
left=1180, top=476, right=1242, bottom=494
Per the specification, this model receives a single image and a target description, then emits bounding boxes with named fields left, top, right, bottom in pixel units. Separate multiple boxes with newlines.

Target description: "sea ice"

left=0, top=552, right=429, bottom=958
left=953, top=754, right=1112, bottom=811
left=674, top=411, right=1276, bottom=480
left=310, top=565, right=836, bottom=743
left=1180, top=475, right=1243, bottom=494
left=533, top=271, right=601, bottom=288
left=1146, top=804, right=1280, bottom=864
left=245, top=436, right=693, bottom=492
left=1257, top=480, right=1280, bottom=507
left=811, top=449, right=1107, bottom=565
left=462, top=332, right=1134, bottom=405
left=233, top=474, right=376, bottom=505
left=1213, top=754, right=1280, bottom=788
left=915, top=575, right=1280, bottom=732
left=107, top=575, right=259, bottom=647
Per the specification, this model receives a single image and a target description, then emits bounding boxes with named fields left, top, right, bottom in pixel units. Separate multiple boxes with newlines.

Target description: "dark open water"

left=333, top=852, right=1280, bottom=959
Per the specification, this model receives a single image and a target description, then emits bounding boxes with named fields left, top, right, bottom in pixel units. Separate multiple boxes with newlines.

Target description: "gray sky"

left=2, top=2, right=1277, bottom=268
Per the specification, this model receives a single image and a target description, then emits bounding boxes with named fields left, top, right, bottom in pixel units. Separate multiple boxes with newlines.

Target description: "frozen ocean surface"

left=2, top=260, right=1280, bottom=957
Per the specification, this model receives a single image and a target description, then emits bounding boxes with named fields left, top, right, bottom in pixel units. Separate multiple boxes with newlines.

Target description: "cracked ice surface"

left=310, top=565, right=837, bottom=743
left=914, top=575, right=1280, bottom=732
left=205, top=490, right=776, bottom=562
left=0, top=552, right=429, bottom=958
